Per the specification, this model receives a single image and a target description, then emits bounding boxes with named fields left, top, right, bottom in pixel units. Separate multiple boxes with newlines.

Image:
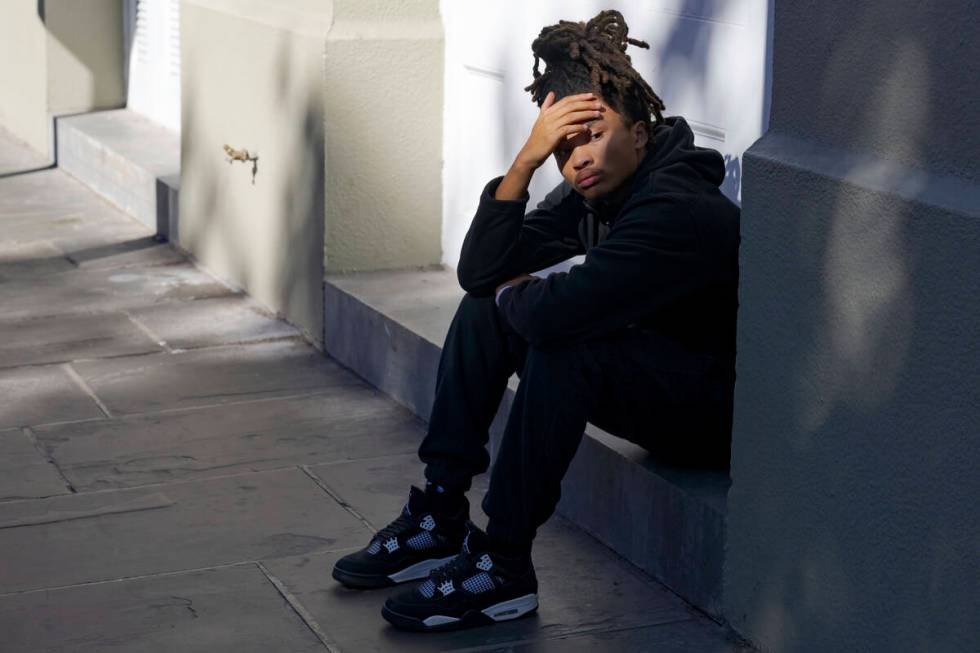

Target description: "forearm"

left=457, top=168, right=536, bottom=294
left=457, top=202, right=530, bottom=295
left=493, top=158, right=537, bottom=201
left=458, top=170, right=583, bottom=295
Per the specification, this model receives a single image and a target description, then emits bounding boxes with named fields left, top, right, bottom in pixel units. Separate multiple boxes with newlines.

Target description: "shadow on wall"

left=649, top=0, right=749, bottom=204
left=36, top=0, right=124, bottom=114
left=729, top=2, right=979, bottom=651
left=272, top=32, right=325, bottom=343
left=180, top=27, right=325, bottom=346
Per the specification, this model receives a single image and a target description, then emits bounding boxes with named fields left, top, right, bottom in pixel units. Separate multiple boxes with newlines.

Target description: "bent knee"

left=455, top=291, right=497, bottom=321
left=520, top=342, right=589, bottom=377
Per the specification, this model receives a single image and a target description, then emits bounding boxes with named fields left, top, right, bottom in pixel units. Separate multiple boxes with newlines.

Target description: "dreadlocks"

left=523, top=9, right=666, bottom=129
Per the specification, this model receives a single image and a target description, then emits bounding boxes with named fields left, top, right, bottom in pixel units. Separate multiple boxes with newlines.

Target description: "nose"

left=571, top=145, right=593, bottom=171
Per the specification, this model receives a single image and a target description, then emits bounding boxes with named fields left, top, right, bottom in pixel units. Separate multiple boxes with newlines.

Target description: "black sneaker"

left=381, top=522, right=538, bottom=631
left=331, top=486, right=468, bottom=589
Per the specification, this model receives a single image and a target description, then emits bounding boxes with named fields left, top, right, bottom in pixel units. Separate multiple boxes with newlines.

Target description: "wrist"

left=512, top=152, right=541, bottom=173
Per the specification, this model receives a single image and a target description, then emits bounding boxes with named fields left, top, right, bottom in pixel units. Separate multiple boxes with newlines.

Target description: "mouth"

left=577, top=172, right=602, bottom=189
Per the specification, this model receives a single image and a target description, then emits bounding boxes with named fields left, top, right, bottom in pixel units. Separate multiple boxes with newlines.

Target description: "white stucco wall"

left=0, top=0, right=124, bottom=156
left=45, top=0, right=126, bottom=117
left=0, top=2, right=48, bottom=154
left=180, top=0, right=330, bottom=347
left=322, top=0, right=444, bottom=272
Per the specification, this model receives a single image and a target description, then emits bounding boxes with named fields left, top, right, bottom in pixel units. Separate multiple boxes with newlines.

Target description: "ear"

left=631, top=120, right=649, bottom=151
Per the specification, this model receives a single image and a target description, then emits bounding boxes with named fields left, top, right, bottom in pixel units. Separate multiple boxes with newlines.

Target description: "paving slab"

left=1, top=205, right=153, bottom=253
left=0, top=311, right=163, bottom=369
left=0, top=168, right=109, bottom=216
left=0, top=165, right=168, bottom=259
left=465, top=619, right=752, bottom=652
left=262, top=519, right=699, bottom=653
left=70, top=339, right=368, bottom=416
left=0, top=240, right=75, bottom=280
left=129, top=294, right=302, bottom=349
left=0, top=363, right=104, bottom=429
left=0, top=467, right=368, bottom=593
left=0, top=205, right=96, bottom=240
left=0, top=564, right=324, bottom=653
left=0, top=428, right=70, bottom=501
left=0, top=261, right=235, bottom=321
left=35, top=390, right=426, bottom=491
left=307, top=453, right=476, bottom=530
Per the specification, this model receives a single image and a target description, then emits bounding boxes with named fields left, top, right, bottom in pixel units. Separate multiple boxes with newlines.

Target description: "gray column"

left=725, top=3, right=979, bottom=652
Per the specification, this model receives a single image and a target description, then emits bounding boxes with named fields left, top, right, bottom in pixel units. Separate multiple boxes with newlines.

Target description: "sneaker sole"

left=381, top=593, right=539, bottom=632
left=332, top=555, right=456, bottom=589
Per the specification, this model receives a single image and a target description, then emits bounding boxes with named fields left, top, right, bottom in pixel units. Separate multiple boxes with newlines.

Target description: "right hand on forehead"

left=517, top=91, right=604, bottom=170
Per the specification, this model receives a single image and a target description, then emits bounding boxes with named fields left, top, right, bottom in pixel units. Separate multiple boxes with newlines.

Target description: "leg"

left=482, top=326, right=732, bottom=551
left=481, top=340, right=600, bottom=552
left=586, top=327, right=733, bottom=470
left=418, top=292, right=528, bottom=494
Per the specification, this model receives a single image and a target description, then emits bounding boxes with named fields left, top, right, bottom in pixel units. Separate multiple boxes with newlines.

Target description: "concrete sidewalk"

left=0, top=129, right=752, bottom=652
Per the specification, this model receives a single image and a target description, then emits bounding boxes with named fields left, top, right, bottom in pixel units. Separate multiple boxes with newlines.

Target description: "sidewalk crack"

left=23, top=426, right=76, bottom=493
left=62, top=362, right=113, bottom=418
left=256, top=561, right=343, bottom=653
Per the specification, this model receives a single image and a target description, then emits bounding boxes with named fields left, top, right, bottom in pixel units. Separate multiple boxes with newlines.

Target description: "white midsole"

left=481, top=593, right=538, bottom=621
left=420, top=593, right=539, bottom=627
left=387, top=555, right=456, bottom=583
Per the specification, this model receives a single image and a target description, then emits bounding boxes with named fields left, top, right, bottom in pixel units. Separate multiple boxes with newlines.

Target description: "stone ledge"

left=746, top=129, right=980, bottom=219
left=54, top=109, right=179, bottom=238
left=323, top=266, right=731, bottom=616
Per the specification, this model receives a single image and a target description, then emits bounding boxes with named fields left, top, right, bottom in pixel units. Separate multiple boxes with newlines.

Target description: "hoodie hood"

left=641, top=115, right=726, bottom=188
left=583, top=115, right=726, bottom=224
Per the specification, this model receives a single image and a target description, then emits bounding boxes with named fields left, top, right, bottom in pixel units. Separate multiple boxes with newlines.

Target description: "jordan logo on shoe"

left=438, top=579, right=455, bottom=596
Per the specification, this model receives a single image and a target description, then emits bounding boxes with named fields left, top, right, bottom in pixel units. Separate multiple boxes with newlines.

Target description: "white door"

left=441, top=0, right=771, bottom=273
left=123, top=0, right=181, bottom=132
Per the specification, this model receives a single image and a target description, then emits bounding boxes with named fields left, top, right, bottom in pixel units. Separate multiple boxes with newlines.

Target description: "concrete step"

left=323, top=267, right=731, bottom=617
left=54, top=109, right=179, bottom=239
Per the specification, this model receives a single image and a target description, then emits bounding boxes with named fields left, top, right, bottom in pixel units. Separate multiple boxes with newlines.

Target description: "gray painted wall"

left=725, top=2, right=979, bottom=652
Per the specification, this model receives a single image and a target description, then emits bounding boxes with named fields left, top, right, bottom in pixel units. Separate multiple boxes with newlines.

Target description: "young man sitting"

left=332, top=9, right=740, bottom=632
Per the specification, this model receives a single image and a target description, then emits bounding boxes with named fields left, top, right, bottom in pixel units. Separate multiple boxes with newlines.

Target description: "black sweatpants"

left=418, top=292, right=732, bottom=551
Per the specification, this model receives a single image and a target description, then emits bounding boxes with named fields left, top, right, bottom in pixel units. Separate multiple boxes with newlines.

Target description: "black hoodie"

left=456, top=115, right=740, bottom=364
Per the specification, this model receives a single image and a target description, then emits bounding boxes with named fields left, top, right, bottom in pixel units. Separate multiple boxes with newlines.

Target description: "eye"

left=591, top=131, right=602, bottom=140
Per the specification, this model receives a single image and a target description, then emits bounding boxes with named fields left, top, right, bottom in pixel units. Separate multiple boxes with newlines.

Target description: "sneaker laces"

left=427, top=549, right=477, bottom=586
left=371, top=505, right=415, bottom=545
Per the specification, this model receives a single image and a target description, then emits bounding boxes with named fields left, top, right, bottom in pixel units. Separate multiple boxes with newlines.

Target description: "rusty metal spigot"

left=223, top=144, right=259, bottom=184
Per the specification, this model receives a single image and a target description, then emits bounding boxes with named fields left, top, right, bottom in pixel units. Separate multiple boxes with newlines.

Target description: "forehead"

left=554, top=104, right=620, bottom=152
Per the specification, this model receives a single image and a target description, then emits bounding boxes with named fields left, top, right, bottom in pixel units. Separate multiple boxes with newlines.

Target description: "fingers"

left=559, top=108, right=603, bottom=125
left=550, top=102, right=604, bottom=128
left=551, top=97, right=601, bottom=117
left=541, top=91, right=598, bottom=115
left=552, top=108, right=601, bottom=144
